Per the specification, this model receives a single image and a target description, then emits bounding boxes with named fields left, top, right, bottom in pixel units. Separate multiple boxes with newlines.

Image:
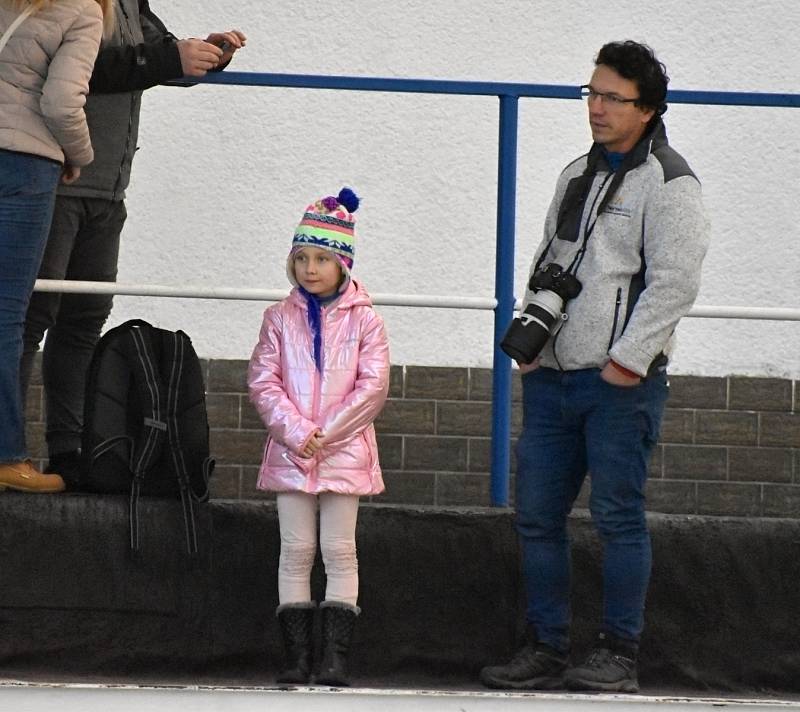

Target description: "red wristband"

left=609, top=360, right=640, bottom=379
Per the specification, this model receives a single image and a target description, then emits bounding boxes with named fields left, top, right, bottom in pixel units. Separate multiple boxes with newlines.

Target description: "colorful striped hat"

left=287, top=187, right=360, bottom=286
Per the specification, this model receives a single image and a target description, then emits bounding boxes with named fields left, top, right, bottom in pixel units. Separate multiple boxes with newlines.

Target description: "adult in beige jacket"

left=0, top=0, right=109, bottom=493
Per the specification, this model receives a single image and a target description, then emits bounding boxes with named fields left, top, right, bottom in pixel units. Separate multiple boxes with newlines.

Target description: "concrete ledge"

left=0, top=493, right=798, bottom=692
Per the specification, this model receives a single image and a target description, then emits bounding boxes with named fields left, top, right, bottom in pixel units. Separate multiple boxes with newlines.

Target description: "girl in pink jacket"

left=247, top=188, right=389, bottom=687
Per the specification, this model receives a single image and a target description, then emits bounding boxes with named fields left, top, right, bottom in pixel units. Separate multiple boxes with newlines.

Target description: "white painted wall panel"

left=110, top=1, right=799, bottom=376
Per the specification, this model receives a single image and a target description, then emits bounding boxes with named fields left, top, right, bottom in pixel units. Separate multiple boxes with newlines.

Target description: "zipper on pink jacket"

left=306, top=304, right=327, bottom=489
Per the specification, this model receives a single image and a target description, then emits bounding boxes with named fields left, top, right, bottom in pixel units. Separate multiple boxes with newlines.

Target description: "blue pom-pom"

left=337, top=187, right=360, bottom=213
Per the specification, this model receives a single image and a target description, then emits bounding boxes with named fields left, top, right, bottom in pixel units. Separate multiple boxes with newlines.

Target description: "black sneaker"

left=564, top=633, right=639, bottom=693
left=480, top=638, right=568, bottom=690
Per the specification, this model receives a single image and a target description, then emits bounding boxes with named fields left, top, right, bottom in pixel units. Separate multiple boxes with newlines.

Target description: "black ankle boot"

left=275, top=602, right=315, bottom=684
left=315, top=601, right=359, bottom=687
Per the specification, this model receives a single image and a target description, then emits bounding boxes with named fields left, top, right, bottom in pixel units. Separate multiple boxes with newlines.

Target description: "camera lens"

left=500, top=290, right=564, bottom=364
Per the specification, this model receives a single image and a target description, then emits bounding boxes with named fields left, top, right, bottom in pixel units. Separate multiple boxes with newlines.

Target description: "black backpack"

left=81, top=319, right=215, bottom=558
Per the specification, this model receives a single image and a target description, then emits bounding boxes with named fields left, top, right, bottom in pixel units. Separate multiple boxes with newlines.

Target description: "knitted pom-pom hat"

left=287, top=187, right=360, bottom=286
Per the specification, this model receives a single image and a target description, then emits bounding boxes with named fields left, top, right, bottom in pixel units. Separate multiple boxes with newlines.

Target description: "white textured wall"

left=114, top=1, right=800, bottom=377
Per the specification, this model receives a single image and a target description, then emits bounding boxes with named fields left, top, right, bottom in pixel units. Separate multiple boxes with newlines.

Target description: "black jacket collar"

left=585, top=119, right=668, bottom=214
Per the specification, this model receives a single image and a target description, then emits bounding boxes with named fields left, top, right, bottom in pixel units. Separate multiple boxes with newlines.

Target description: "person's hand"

left=205, top=30, right=247, bottom=65
left=301, top=430, right=325, bottom=458
left=176, top=38, right=224, bottom=77
left=516, top=357, right=541, bottom=374
left=61, top=165, right=81, bottom=185
left=600, top=361, right=641, bottom=387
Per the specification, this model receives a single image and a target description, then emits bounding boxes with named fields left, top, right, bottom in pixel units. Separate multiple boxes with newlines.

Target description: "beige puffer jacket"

left=0, top=0, right=102, bottom=166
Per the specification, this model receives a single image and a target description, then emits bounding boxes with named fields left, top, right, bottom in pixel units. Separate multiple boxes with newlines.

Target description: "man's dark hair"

left=595, top=40, right=669, bottom=118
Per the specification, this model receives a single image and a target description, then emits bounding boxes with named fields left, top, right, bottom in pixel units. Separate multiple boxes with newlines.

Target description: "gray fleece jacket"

left=522, top=119, right=710, bottom=377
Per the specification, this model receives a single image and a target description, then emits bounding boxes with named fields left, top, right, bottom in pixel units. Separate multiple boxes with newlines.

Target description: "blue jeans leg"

left=0, top=150, right=60, bottom=461
left=585, top=370, right=668, bottom=643
left=515, top=368, right=587, bottom=654
left=514, top=367, right=668, bottom=651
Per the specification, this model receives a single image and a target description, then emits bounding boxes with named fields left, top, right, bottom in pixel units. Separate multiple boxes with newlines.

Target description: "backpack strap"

left=164, top=330, right=200, bottom=559
left=122, top=322, right=168, bottom=555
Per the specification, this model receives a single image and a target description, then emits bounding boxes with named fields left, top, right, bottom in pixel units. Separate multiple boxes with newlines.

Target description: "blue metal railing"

left=198, top=71, right=800, bottom=107
left=195, top=71, right=800, bottom=506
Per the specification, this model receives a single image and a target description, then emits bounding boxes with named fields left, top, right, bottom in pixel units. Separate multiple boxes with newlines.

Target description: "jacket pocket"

left=360, top=431, right=375, bottom=473
left=607, top=287, right=622, bottom=352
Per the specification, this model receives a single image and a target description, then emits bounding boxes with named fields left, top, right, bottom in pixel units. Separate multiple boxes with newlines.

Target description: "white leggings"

left=276, top=491, right=360, bottom=607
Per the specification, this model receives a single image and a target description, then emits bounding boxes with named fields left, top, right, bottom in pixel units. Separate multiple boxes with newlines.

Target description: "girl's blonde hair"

left=5, top=0, right=115, bottom=38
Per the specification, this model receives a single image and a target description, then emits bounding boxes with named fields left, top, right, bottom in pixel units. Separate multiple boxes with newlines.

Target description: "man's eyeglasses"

left=580, top=85, right=639, bottom=107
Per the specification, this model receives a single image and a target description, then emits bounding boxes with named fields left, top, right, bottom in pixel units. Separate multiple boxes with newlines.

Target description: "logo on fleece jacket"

left=605, top=194, right=633, bottom=219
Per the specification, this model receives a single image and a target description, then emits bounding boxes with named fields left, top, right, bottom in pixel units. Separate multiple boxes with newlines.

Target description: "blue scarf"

left=299, top=287, right=340, bottom=372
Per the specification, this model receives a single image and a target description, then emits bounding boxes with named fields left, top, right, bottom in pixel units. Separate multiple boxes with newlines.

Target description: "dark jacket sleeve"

left=139, top=0, right=174, bottom=43
left=88, top=0, right=183, bottom=93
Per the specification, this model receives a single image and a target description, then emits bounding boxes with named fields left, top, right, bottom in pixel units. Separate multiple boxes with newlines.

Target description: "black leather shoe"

left=46, top=450, right=83, bottom=491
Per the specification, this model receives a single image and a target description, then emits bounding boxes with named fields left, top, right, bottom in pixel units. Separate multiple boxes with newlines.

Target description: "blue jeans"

left=0, top=150, right=61, bottom=461
left=514, top=366, right=668, bottom=653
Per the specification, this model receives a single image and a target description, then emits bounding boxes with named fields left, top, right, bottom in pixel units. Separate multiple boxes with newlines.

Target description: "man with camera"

left=482, top=41, right=709, bottom=692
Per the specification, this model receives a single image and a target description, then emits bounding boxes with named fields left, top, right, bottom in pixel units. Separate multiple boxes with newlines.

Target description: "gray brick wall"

left=25, top=361, right=800, bottom=518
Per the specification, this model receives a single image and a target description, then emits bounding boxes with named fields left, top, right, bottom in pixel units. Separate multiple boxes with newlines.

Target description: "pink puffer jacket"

left=247, top=280, right=390, bottom=495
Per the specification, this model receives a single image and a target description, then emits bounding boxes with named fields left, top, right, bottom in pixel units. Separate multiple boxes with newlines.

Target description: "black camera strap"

left=532, top=234, right=558, bottom=276
left=534, top=171, right=612, bottom=278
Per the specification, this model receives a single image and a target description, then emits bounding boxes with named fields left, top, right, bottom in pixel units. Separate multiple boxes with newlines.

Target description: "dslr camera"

left=500, top=263, right=582, bottom=364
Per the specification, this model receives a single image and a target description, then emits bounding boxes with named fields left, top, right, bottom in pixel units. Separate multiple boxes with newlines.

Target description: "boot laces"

left=586, top=646, right=633, bottom=672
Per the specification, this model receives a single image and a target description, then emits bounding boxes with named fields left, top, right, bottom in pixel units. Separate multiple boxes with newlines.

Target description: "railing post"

left=490, top=94, right=519, bottom=507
